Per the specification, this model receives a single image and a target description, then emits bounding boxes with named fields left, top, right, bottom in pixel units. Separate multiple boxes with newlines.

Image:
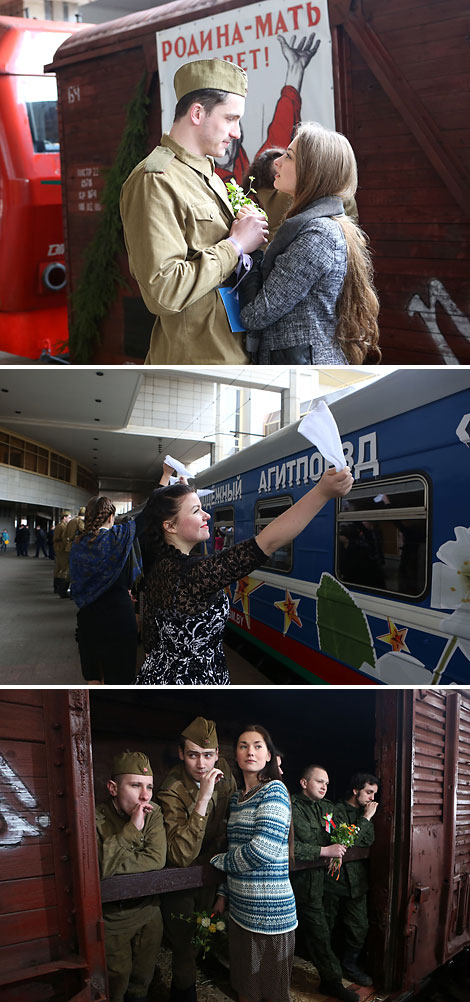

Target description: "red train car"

left=1, top=688, right=469, bottom=1001
left=0, top=17, right=83, bottom=358
left=46, top=0, right=470, bottom=365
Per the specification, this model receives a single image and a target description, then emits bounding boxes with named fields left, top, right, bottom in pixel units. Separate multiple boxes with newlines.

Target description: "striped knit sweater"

left=210, top=780, right=297, bottom=935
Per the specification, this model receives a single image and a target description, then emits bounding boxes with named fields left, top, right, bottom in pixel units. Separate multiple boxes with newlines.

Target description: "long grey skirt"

left=229, top=917, right=296, bottom=1002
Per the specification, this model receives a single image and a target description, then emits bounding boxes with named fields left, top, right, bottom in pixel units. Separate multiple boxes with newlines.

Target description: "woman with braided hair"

left=69, top=464, right=174, bottom=684
left=136, top=464, right=353, bottom=685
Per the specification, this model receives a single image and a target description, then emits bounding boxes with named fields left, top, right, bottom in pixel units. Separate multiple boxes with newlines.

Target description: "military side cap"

left=62, top=510, right=71, bottom=517
left=174, top=58, right=248, bottom=101
left=78, top=507, right=86, bottom=515
left=181, top=716, right=218, bottom=748
left=112, top=750, right=153, bottom=777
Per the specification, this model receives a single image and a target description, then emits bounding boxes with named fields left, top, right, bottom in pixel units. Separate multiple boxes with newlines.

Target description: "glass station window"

left=213, top=506, right=235, bottom=550
left=255, top=497, right=293, bottom=573
left=335, top=476, right=429, bottom=598
left=18, top=75, right=59, bottom=153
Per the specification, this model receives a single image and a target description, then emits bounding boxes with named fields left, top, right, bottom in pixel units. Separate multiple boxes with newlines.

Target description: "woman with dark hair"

left=210, top=725, right=297, bottom=1002
left=238, top=121, right=380, bottom=365
left=136, top=465, right=353, bottom=685
left=69, top=464, right=174, bottom=685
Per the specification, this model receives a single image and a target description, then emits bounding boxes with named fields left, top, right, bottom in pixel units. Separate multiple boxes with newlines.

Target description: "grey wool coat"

left=239, top=196, right=349, bottom=365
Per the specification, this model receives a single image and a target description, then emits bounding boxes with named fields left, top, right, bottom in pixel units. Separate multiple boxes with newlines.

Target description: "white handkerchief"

left=164, top=454, right=193, bottom=478
left=298, top=401, right=345, bottom=471
left=197, top=488, right=214, bottom=498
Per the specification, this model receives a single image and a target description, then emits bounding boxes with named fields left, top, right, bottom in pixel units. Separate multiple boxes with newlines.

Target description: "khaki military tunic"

left=157, top=756, right=237, bottom=867
left=53, top=521, right=69, bottom=578
left=64, top=514, right=84, bottom=553
left=96, top=799, right=166, bottom=1002
left=120, top=134, right=249, bottom=365
left=157, top=757, right=236, bottom=990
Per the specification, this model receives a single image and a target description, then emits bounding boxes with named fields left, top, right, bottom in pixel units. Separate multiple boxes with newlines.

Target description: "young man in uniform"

left=120, top=58, right=268, bottom=365
left=324, top=772, right=379, bottom=987
left=291, top=764, right=359, bottom=1002
left=53, top=510, right=71, bottom=596
left=96, top=751, right=167, bottom=1002
left=157, top=716, right=236, bottom=1002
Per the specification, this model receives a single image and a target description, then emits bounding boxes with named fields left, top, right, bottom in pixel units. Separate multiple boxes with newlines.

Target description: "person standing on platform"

left=120, top=58, right=268, bottom=365
left=96, top=750, right=166, bottom=1002
left=324, top=772, right=379, bottom=987
left=157, top=716, right=236, bottom=1002
left=53, top=511, right=71, bottom=595
left=291, top=765, right=359, bottom=1002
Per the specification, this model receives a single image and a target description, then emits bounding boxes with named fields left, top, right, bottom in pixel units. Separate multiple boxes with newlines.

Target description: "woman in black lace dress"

left=136, top=466, right=353, bottom=685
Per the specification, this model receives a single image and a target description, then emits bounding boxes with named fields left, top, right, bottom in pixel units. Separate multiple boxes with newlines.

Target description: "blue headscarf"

left=69, top=521, right=142, bottom=609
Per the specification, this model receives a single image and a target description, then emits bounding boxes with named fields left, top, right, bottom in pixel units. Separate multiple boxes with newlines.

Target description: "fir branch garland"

left=68, top=73, right=150, bottom=363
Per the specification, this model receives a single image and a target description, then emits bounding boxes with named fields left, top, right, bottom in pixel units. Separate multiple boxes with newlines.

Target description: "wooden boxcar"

left=1, top=687, right=469, bottom=1001
left=47, top=0, right=470, bottom=365
left=195, top=368, right=470, bottom=686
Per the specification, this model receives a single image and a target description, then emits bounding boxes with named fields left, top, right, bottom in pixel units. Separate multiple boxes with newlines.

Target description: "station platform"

left=0, top=549, right=271, bottom=686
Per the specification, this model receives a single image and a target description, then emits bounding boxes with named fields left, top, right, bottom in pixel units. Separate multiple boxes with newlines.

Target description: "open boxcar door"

left=0, top=689, right=107, bottom=1002
left=385, top=689, right=470, bottom=992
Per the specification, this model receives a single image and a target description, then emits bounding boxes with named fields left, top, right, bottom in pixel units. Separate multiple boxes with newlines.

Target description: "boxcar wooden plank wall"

left=0, top=690, right=106, bottom=1002
left=333, top=0, right=470, bottom=365
left=48, top=0, right=470, bottom=365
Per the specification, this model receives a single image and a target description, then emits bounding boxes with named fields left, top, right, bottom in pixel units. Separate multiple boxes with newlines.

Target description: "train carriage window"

left=255, top=497, right=293, bottom=573
left=213, top=506, right=235, bottom=550
left=335, top=475, right=429, bottom=599
left=18, top=75, right=59, bottom=153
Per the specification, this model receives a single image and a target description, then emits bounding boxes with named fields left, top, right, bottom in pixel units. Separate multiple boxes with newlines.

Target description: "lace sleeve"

left=149, top=537, right=265, bottom=614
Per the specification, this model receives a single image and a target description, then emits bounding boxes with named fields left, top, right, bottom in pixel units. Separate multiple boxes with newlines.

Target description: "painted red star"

left=274, top=589, right=302, bottom=636
left=377, top=617, right=410, bottom=653
left=232, top=576, right=264, bottom=628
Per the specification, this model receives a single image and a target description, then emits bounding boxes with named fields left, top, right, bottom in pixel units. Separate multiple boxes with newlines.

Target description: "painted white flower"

left=360, top=652, right=433, bottom=684
left=201, top=917, right=211, bottom=928
left=216, top=921, right=225, bottom=931
left=431, top=526, right=470, bottom=610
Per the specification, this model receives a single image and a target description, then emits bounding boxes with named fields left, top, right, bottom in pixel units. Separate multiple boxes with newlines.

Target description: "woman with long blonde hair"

left=239, top=122, right=380, bottom=365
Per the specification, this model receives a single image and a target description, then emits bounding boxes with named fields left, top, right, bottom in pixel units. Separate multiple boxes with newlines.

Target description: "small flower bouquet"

left=172, top=909, right=227, bottom=959
left=225, top=176, right=267, bottom=219
left=327, top=822, right=361, bottom=880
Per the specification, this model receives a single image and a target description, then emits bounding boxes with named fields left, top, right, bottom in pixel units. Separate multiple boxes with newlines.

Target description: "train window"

left=18, top=75, right=59, bottom=153
left=335, top=475, right=429, bottom=599
left=255, top=497, right=293, bottom=573
left=213, top=506, right=235, bottom=550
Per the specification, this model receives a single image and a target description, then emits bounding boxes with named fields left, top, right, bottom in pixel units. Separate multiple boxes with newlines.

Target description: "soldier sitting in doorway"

left=96, top=751, right=166, bottom=1002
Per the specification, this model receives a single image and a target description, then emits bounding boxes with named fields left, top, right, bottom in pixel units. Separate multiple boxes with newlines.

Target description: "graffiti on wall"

left=408, top=279, right=470, bottom=364
left=0, top=753, right=50, bottom=845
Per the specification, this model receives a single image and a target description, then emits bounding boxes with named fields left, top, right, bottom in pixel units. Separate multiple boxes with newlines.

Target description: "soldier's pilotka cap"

left=78, top=507, right=86, bottom=515
left=181, top=716, right=218, bottom=748
left=174, top=58, right=248, bottom=101
left=112, top=751, right=153, bottom=777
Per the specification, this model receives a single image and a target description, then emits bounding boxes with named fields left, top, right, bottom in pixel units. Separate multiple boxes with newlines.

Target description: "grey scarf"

left=261, top=195, right=345, bottom=279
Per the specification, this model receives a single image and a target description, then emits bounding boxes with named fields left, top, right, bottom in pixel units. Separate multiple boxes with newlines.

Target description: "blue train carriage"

left=195, top=370, right=470, bottom=686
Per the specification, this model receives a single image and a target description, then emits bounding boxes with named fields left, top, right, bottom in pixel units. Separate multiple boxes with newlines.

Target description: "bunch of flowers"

left=172, top=910, right=227, bottom=959
left=225, top=177, right=267, bottom=219
left=327, top=821, right=361, bottom=880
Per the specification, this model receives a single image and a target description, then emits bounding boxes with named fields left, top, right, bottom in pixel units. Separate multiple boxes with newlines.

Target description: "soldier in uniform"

left=53, top=511, right=71, bottom=596
left=120, top=58, right=268, bottom=366
left=96, top=750, right=166, bottom=1002
left=65, top=506, right=86, bottom=553
left=157, top=716, right=237, bottom=1002
left=291, top=764, right=359, bottom=1002
left=324, top=772, right=379, bottom=987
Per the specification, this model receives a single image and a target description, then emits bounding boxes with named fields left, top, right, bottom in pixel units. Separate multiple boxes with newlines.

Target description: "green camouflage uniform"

left=96, top=800, right=166, bottom=1002
left=323, top=799, right=375, bottom=953
left=291, top=792, right=344, bottom=984
left=157, top=757, right=236, bottom=990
